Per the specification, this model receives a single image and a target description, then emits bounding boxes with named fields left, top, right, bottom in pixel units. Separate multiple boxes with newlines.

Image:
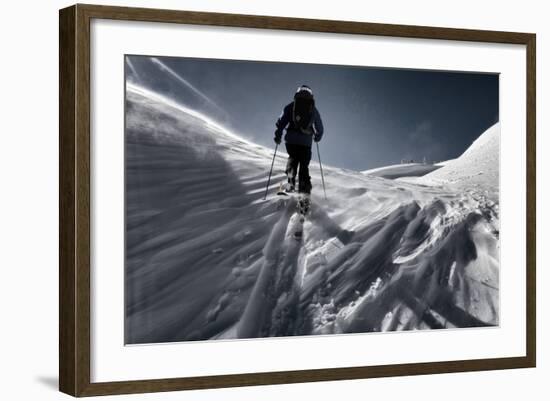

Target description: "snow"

left=434, top=159, right=456, bottom=167
left=125, top=83, right=499, bottom=344
left=419, top=123, right=500, bottom=201
left=362, top=162, right=442, bottom=179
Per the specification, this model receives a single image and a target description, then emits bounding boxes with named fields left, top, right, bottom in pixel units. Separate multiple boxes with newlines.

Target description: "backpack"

left=292, top=87, right=315, bottom=135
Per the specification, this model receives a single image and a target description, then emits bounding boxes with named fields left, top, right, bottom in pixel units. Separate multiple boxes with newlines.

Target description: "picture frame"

left=59, top=3, right=536, bottom=397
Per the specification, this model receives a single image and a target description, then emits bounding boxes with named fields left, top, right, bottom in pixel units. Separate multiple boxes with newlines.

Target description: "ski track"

left=125, top=85, right=500, bottom=344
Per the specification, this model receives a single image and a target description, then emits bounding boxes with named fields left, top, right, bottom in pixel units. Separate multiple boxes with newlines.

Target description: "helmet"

left=294, top=85, right=314, bottom=100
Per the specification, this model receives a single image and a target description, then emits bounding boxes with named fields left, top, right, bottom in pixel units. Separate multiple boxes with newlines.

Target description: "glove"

left=274, top=136, right=281, bottom=144
left=314, top=135, right=321, bottom=143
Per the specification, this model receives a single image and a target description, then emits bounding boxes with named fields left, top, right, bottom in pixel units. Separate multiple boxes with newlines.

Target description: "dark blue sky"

left=126, top=55, right=499, bottom=171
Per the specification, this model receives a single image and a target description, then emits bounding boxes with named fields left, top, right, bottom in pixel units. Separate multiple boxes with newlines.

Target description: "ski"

left=297, top=194, right=311, bottom=218
left=276, top=181, right=296, bottom=196
left=274, top=182, right=311, bottom=240
left=293, top=193, right=311, bottom=240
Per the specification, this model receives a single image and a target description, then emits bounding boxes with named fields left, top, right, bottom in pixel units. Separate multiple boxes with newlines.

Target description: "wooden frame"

left=59, top=3, right=536, bottom=397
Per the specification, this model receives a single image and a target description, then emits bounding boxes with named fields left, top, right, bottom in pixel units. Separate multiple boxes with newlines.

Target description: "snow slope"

left=362, top=163, right=442, bottom=179
left=125, top=84, right=499, bottom=344
left=420, top=123, right=500, bottom=200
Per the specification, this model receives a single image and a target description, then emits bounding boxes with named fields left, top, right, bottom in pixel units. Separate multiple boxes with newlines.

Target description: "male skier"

left=274, top=85, right=324, bottom=194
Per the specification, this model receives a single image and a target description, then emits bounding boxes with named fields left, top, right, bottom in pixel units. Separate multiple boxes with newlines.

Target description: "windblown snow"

left=125, top=84, right=500, bottom=344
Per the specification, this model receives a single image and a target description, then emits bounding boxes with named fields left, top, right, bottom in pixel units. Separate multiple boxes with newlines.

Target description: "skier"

left=274, top=85, right=324, bottom=194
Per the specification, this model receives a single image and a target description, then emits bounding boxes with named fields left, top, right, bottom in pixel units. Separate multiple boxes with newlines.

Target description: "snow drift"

left=362, top=162, right=442, bottom=179
left=125, top=84, right=499, bottom=344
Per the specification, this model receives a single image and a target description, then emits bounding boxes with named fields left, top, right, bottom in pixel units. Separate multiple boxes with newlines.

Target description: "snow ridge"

left=422, top=123, right=500, bottom=200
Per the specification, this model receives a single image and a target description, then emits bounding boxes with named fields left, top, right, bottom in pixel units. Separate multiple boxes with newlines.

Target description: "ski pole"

left=263, top=143, right=279, bottom=200
left=316, top=142, right=327, bottom=200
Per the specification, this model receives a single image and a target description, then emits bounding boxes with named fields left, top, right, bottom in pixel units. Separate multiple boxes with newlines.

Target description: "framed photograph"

left=59, top=4, right=536, bottom=397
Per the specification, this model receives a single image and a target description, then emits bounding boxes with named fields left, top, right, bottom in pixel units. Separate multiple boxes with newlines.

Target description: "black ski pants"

left=285, top=143, right=312, bottom=192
